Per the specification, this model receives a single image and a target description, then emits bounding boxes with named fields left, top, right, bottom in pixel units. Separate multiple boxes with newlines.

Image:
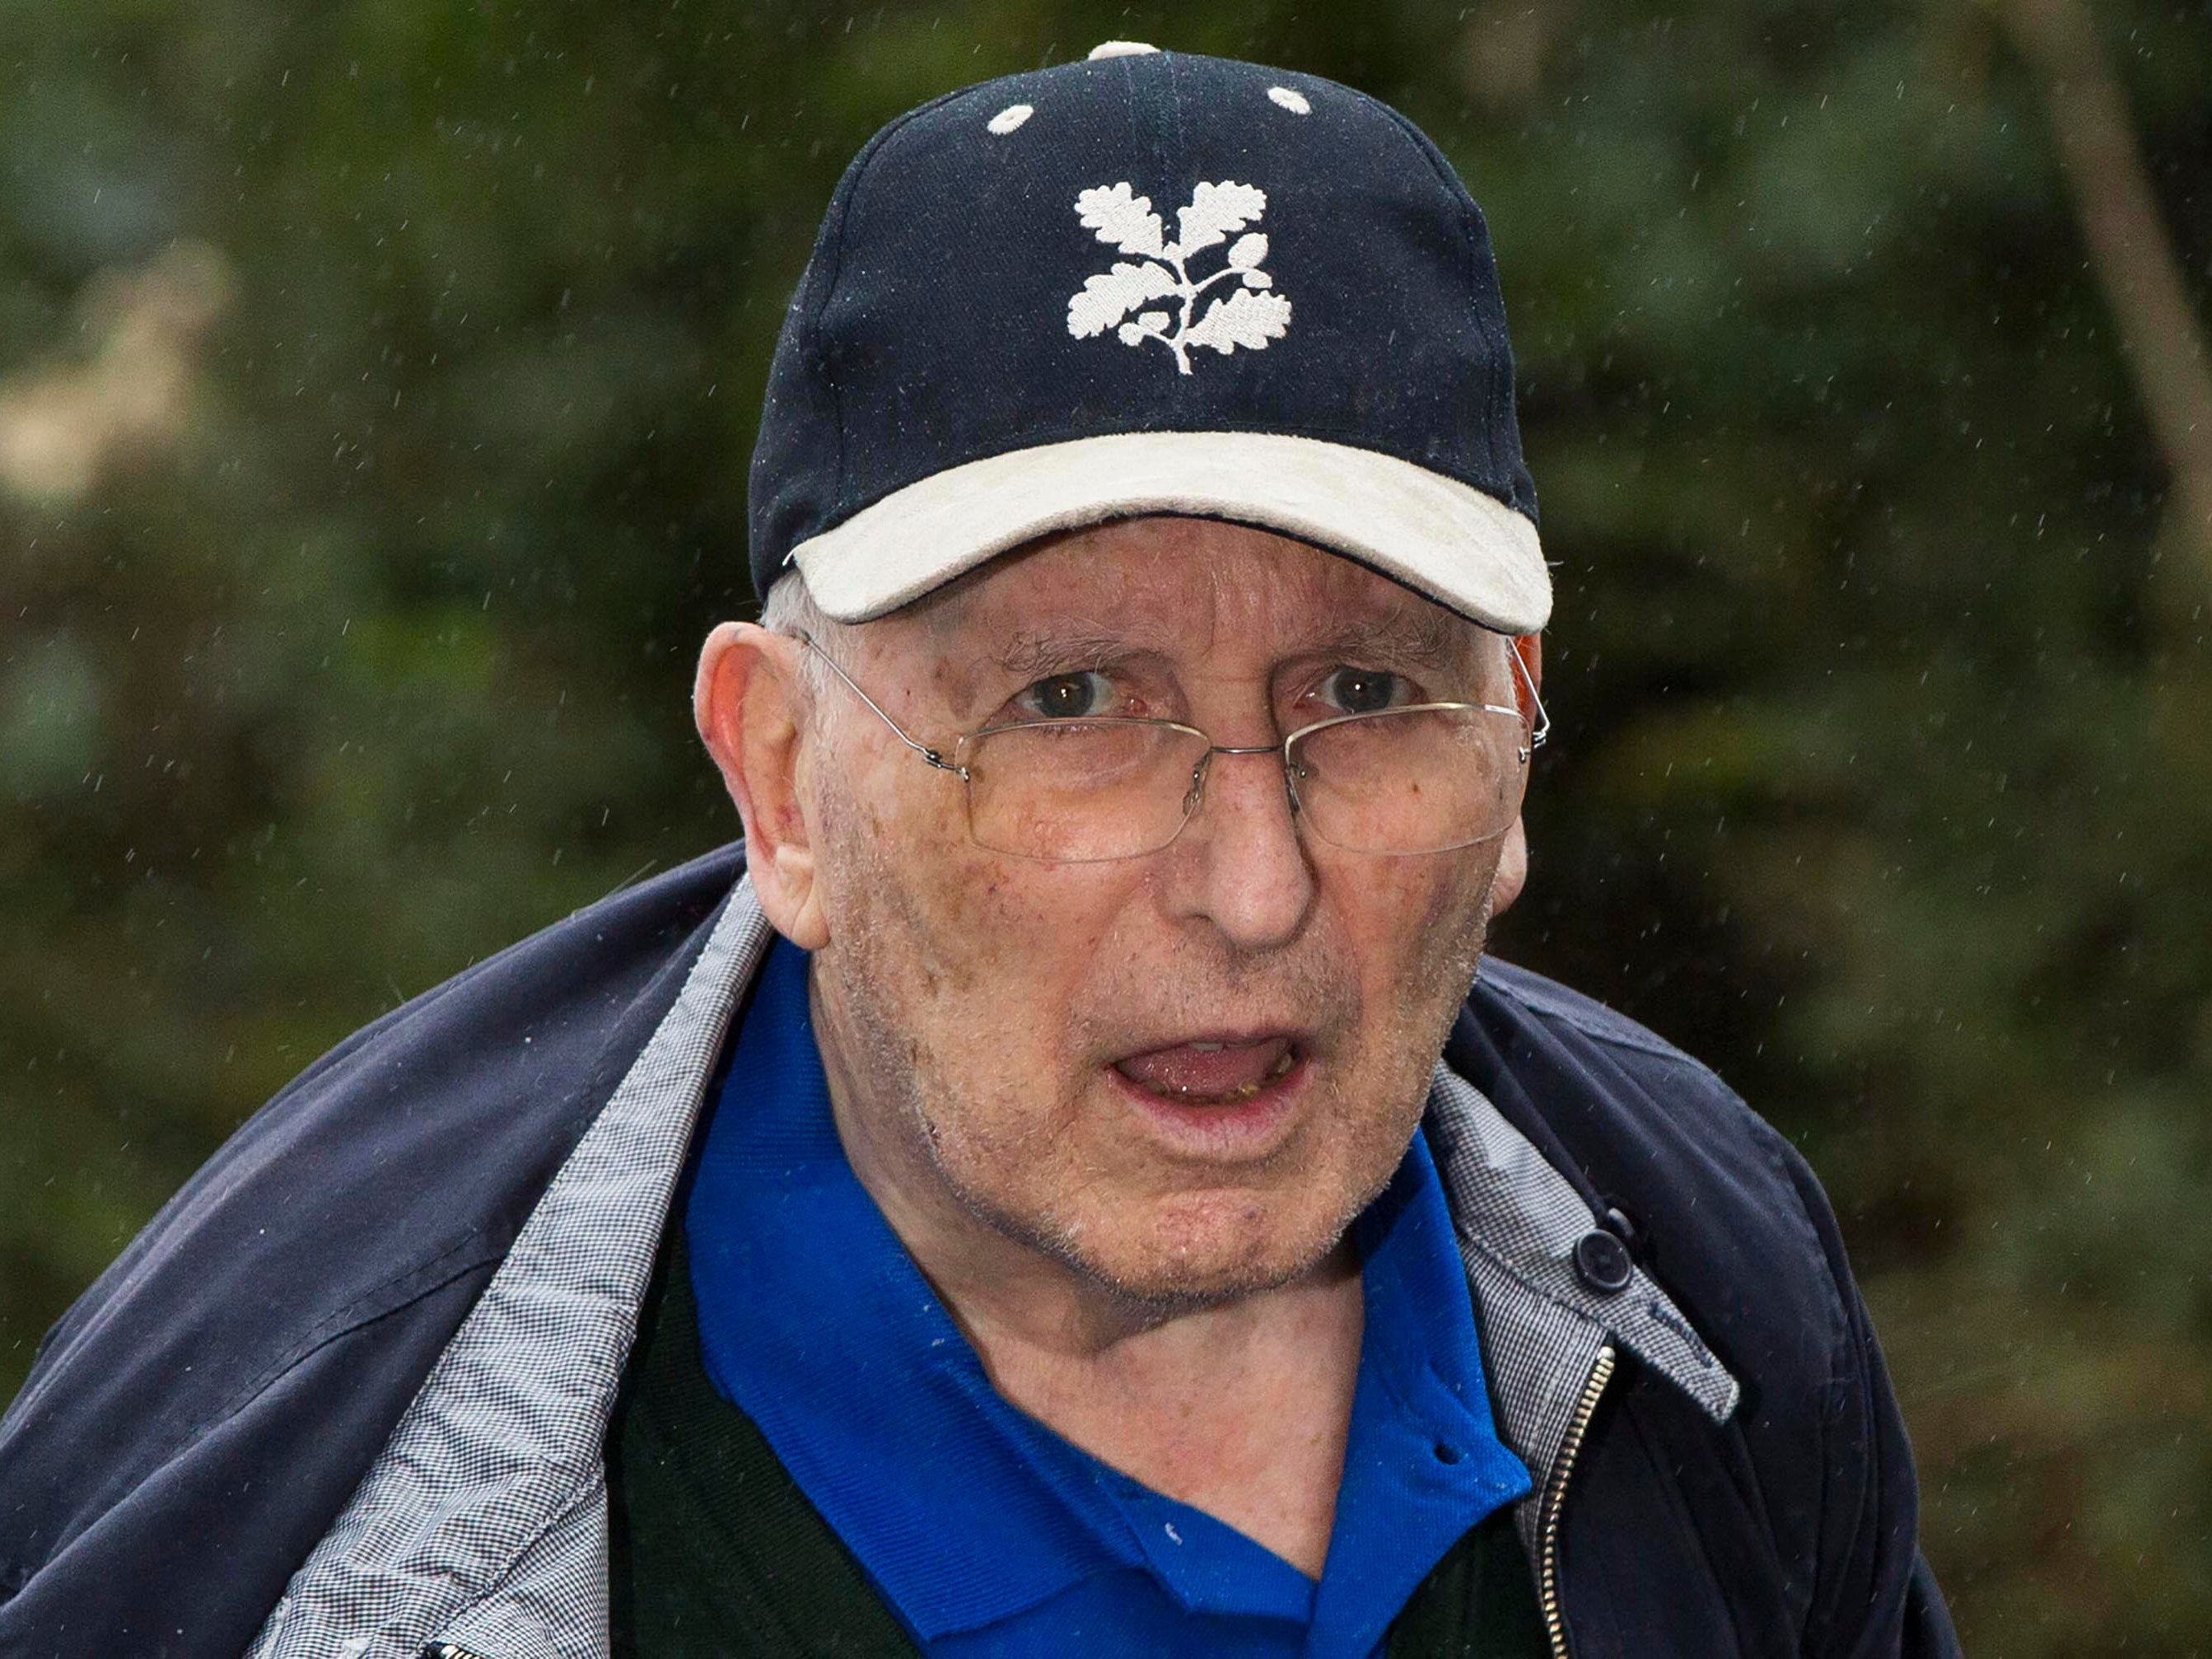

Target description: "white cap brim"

left=787, top=430, right=1549, bottom=633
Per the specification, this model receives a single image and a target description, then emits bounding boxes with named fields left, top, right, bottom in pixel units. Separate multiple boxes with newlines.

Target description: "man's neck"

left=825, top=1070, right=1365, bottom=1577
left=947, top=1239, right=1365, bottom=1579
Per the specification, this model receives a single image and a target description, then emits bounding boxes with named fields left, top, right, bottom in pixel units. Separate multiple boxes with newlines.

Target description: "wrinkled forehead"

left=902, top=516, right=1505, bottom=675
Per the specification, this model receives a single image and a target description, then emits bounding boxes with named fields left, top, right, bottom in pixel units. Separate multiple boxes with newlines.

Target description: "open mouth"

left=1111, top=1035, right=1302, bottom=1105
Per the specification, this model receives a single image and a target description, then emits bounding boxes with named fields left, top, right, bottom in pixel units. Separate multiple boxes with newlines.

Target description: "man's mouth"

left=1111, top=1036, right=1301, bottom=1105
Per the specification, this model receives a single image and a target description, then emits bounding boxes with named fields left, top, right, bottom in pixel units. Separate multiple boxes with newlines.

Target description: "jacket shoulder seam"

left=127, top=1241, right=504, bottom=1517
left=1742, top=1111, right=1880, bottom=1640
left=1743, top=1114, right=1854, bottom=1376
left=222, top=1232, right=509, bottom=1419
left=198, top=886, right=728, bottom=1429
left=0, top=1245, right=502, bottom=1604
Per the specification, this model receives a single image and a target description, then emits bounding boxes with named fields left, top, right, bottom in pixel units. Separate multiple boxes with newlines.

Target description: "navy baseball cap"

left=748, top=41, right=1549, bottom=634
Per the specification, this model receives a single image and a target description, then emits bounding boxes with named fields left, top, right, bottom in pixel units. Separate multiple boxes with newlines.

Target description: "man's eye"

left=1317, top=666, right=1411, bottom=715
left=1016, top=671, right=1114, bottom=720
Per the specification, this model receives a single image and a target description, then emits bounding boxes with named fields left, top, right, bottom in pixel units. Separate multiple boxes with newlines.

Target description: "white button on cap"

left=1087, top=40, right=1160, bottom=59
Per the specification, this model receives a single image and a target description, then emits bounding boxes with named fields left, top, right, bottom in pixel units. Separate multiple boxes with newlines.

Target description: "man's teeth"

left=1156, top=1045, right=1296, bottom=1101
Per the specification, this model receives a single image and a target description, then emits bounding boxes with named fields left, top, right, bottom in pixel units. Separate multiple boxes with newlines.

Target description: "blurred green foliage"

left=3, top=0, right=2208, bottom=1647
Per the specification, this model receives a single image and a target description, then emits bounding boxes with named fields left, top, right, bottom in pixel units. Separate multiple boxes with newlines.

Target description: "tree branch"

left=1998, top=0, right=2212, bottom=607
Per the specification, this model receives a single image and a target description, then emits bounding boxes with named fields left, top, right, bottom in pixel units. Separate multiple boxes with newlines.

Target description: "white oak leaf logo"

left=1066, top=179, right=1292, bottom=375
left=1227, top=233, right=1270, bottom=278
left=1067, top=260, right=1178, bottom=339
left=1184, top=287, right=1295, bottom=357
left=1175, top=180, right=1267, bottom=256
left=1076, top=183, right=1166, bottom=259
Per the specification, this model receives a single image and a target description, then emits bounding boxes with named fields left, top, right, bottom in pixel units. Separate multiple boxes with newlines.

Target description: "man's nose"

left=1161, top=744, right=1316, bottom=951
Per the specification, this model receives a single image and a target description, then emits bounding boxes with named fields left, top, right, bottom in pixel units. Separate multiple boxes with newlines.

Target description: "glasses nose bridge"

left=1181, top=736, right=1296, bottom=825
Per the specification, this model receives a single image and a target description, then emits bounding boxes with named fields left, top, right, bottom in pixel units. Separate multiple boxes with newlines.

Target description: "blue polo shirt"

left=686, top=939, right=1530, bottom=1657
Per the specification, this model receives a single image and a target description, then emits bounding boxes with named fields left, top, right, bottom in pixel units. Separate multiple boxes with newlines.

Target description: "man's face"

left=796, top=518, right=1529, bottom=1310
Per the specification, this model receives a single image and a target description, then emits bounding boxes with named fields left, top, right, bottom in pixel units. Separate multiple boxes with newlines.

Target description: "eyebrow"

left=990, top=626, right=1150, bottom=681
left=1298, top=611, right=1481, bottom=679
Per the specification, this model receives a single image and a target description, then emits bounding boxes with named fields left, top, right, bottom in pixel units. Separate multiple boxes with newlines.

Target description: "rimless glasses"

left=791, top=629, right=1547, bottom=863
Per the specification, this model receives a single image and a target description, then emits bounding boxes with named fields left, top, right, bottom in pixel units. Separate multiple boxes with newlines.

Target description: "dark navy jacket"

left=0, top=843, right=1958, bottom=1657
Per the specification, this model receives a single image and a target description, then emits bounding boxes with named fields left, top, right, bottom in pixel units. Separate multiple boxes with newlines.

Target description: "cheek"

left=1347, top=842, right=1496, bottom=952
left=1333, top=848, right=1499, bottom=1044
left=819, top=775, right=1128, bottom=1059
left=914, top=857, right=1128, bottom=1021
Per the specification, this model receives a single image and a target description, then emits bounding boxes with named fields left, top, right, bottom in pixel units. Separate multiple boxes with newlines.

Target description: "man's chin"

left=1010, top=1189, right=1353, bottom=1316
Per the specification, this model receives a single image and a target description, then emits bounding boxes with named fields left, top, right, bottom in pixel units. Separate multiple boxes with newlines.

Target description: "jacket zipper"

left=420, top=1645, right=492, bottom=1659
left=1538, top=1344, right=1617, bottom=1659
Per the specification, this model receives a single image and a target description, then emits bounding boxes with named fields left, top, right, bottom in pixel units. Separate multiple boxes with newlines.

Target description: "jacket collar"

left=1424, top=1061, right=1740, bottom=1541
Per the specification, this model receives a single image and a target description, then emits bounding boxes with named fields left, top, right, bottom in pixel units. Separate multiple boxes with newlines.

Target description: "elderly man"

left=0, top=44, right=1957, bottom=1659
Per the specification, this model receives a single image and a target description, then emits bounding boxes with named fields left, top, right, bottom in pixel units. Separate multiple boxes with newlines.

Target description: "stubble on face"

left=797, top=523, right=1516, bottom=1325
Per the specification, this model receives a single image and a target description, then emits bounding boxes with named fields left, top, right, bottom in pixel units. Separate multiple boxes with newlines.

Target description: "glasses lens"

left=1289, top=705, right=1526, bottom=854
left=961, top=721, right=1211, bottom=862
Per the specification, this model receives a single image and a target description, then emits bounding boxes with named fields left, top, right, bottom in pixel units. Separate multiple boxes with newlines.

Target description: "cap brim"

left=786, top=430, right=1549, bottom=632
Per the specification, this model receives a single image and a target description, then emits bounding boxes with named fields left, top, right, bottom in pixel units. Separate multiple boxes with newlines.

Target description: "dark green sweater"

left=606, top=1231, right=1545, bottom=1657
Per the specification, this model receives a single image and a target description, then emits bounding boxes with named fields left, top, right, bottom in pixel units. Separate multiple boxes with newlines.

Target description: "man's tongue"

left=1114, top=1036, right=1294, bottom=1104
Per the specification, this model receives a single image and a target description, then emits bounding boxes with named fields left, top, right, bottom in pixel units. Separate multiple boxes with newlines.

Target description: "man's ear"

left=1489, top=817, right=1529, bottom=919
left=1510, top=632, right=1542, bottom=727
left=693, top=622, right=830, bottom=949
left=1489, top=632, right=1542, bottom=920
